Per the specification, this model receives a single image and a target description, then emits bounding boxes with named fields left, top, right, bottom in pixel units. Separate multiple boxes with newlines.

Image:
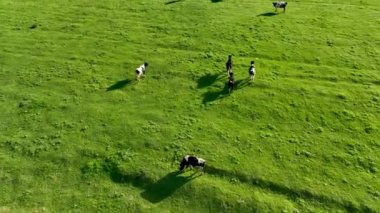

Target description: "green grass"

left=0, top=0, right=379, bottom=212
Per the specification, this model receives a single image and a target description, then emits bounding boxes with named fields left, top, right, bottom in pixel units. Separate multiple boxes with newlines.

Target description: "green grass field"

left=1, top=0, right=379, bottom=212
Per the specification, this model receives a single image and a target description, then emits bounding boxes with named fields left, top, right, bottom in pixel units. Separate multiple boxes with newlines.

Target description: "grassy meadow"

left=0, top=0, right=379, bottom=212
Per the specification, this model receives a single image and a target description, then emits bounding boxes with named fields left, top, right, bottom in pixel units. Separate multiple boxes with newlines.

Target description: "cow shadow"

left=165, top=0, right=184, bottom=4
left=211, top=0, right=223, bottom=2
left=106, top=79, right=133, bottom=91
left=202, top=78, right=251, bottom=104
left=141, top=171, right=199, bottom=203
left=235, top=78, right=250, bottom=90
left=202, top=84, right=228, bottom=104
left=197, top=73, right=222, bottom=89
left=204, top=165, right=370, bottom=212
left=257, top=12, right=278, bottom=17
left=108, top=166, right=199, bottom=203
left=109, top=168, right=154, bottom=188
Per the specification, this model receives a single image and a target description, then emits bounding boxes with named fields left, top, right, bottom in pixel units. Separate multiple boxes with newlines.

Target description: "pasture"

left=0, top=0, right=379, bottom=212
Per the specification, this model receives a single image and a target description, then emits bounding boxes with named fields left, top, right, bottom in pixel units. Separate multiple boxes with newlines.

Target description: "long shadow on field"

left=165, top=0, right=184, bottom=5
left=165, top=0, right=184, bottom=4
left=235, top=78, right=250, bottom=90
left=202, top=83, right=228, bottom=104
left=211, top=0, right=223, bottom=2
left=257, top=12, right=278, bottom=17
left=106, top=79, right=133, bottom=91
left=204, top=166, right=373, bottom=212
left=197, top=73, right=222, bottom=89
left=110, top=167, right=154, bottom=188
left=202, top=78, right=250, bottom=104
left=109, top=166, right=199, bottom=203
left=141, top=171, right=199, bottom=203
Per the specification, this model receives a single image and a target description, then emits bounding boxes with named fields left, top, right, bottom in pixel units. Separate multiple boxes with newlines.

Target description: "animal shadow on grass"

left=204, top=166, right=371, bottom=212
left=257, top=12, right=278, bottom=17
left=235, top=79, right=250, bottom=90
left=202, top=78, right=250, bottom=104
left=106, top=79, right=133, bottom=91
left=211, top=0, right=223, bottom=3
left=141, top=171, right=199, bottom=203
left=202, top=83, right=228, bottom=104
left=197, top=73, right=222, bottom=89
left=110, top=168, right=154, bottom=188
left=165, top=0, right=184, bottom=4
left=109, top=166, right=199, bottom=203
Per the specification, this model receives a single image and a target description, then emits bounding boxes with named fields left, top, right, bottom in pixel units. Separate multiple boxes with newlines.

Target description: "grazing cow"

left=248, top=60, right=256, bottom=82
left=226, top=55, right=233, bottom=76
left=179, top=155, right=206, bottom=172
left=273, top=1, right=287, bottom=12
left=135, top=62, right=148, bottom=80
left=228, top=72, right=235, bottom=94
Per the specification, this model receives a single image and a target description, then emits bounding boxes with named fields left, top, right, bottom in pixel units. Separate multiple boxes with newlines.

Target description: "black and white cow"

left=135, top=62, right=148, bottom=80
left=179, top=155, right=206, bottom=172
left=273, top=1, right=287, bottom=12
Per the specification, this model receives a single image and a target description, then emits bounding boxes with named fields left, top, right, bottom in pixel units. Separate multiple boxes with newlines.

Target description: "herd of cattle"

left=137, top=1, right=289, bottom=173
left=183, top=1, right=288, bottom=171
